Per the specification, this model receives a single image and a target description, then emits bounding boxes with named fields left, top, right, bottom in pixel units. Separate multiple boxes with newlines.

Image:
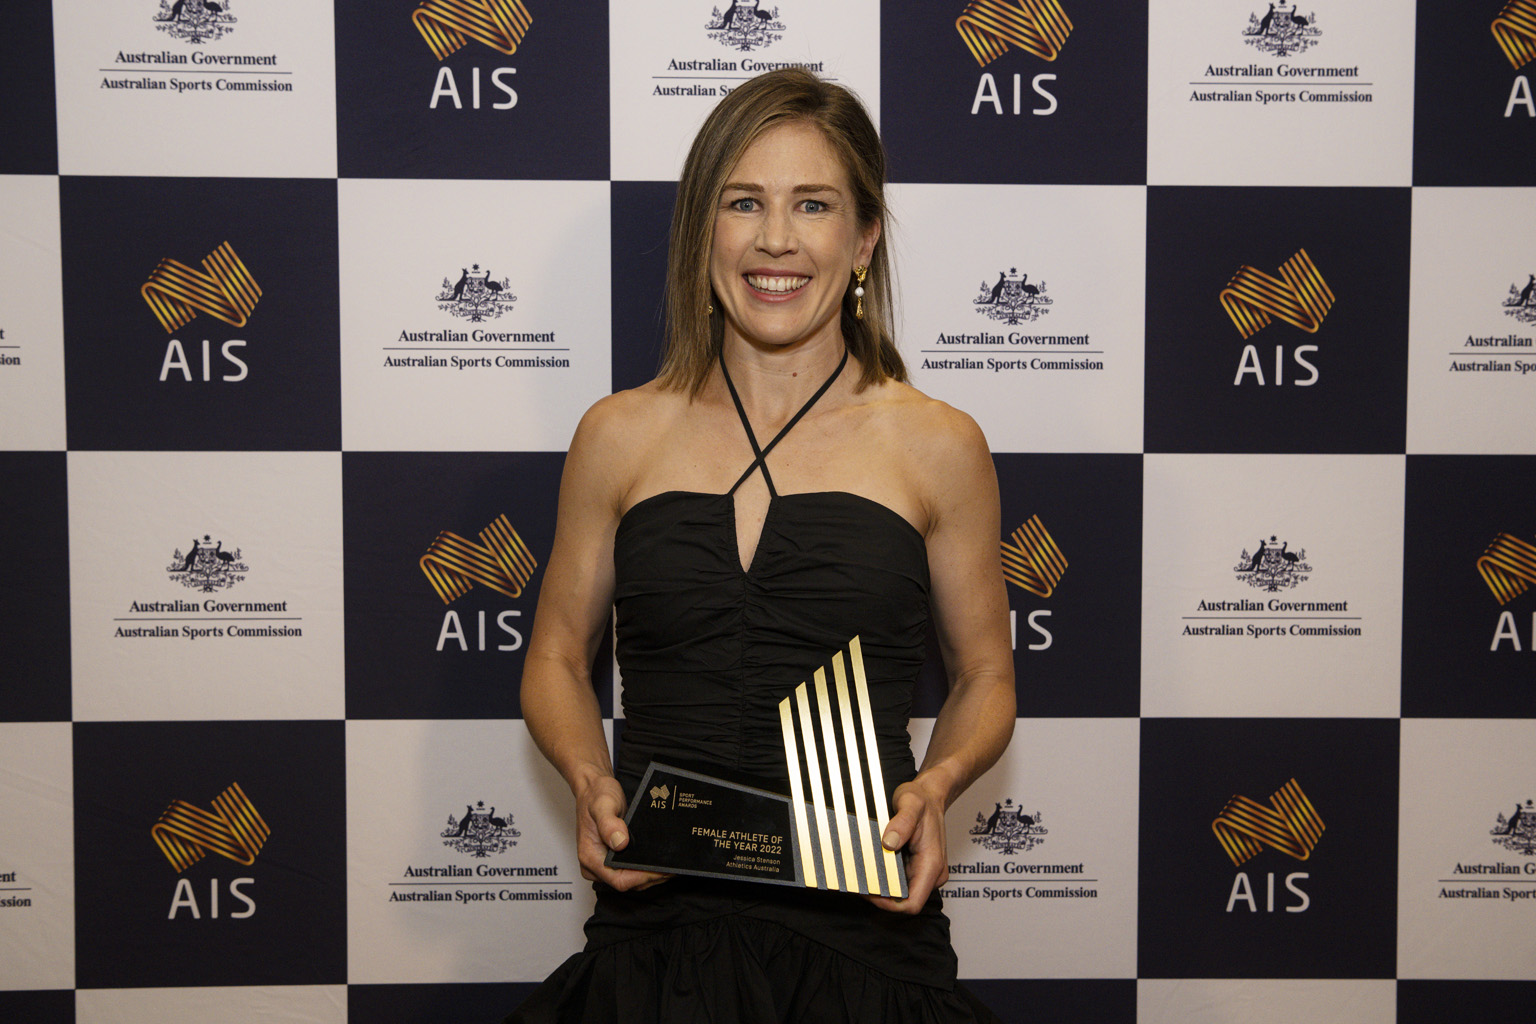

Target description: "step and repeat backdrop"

left=3, top=1, right=1535, bottom=1021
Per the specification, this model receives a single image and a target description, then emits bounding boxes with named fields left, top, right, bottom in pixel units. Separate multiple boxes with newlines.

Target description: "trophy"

left=605, top=636, right=908, bottom=898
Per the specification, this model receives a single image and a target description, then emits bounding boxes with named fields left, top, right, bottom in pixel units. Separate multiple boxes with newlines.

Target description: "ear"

left=855, top=218, right=881, bottom=268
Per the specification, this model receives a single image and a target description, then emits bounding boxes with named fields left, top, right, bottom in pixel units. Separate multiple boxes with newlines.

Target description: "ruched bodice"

left=613, top=488, right=929, bottom=798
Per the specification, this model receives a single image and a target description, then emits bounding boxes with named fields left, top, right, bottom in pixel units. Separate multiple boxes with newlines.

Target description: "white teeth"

left=746, top=275, right=808, bottom=293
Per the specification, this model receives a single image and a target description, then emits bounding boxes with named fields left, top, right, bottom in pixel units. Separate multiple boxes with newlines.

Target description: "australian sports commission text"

left=921, top=357, right=1104, bottom=372
left=115, top=625, right=302, bottom=639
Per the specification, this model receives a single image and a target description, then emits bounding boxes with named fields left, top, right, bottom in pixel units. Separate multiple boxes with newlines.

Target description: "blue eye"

left=729, top=197, right=757, bottom=212
left=803, top=200, right=825, bottom=213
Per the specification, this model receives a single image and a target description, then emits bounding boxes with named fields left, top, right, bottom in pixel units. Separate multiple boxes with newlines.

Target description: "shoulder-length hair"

left=658, top=67, right=905, bottom=395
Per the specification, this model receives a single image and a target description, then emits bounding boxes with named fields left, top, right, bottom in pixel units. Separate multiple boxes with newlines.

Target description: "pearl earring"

left=853, top=266, right=868, bottom=320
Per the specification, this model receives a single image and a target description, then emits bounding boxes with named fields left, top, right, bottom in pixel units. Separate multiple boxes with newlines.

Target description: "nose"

left=755, top=202, right=796, bottom=257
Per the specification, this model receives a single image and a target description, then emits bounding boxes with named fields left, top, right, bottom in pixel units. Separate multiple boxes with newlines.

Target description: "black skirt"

left=505, top=880, right=1002, bottom=1024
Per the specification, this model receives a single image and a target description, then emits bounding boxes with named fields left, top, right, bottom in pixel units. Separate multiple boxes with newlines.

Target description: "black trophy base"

left=605, top=762, right=908, bottom=897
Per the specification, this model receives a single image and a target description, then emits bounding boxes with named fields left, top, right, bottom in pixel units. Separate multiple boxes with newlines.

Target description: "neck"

left=717, top=335, right=851, bottom=426
left=721, top=328, right=847, bottom=390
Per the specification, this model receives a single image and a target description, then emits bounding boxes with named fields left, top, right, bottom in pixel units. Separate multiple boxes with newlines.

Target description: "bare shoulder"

left=572, top=380, right=685, bottom=452
left=853, top=378, right=995, bottom=533
left=565, top=380, right=688, bottom=509
left=859, top=379, right=992, bottom=482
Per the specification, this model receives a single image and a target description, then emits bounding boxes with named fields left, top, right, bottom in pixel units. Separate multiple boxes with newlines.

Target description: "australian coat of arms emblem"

left=438, top=264, right=516, bottom=323
left=706, top=2, right=786, bottom=52
left=442, top=800, right=521, bottom=857
left=1504, top=274, right=1536, bottom=326
left=166, top=534, right=248, bottom=593
left=973, top=268, right=1052, bottom=326
left=154, top=0, right=237, bottom=44
left=970, top=798, right=1047, bottom=856
left=1243, top=4, right=1320, bottom=58
left=1233, top=535, right=1311, bottom=592
left=1490, top=799, right=1536, bottom=856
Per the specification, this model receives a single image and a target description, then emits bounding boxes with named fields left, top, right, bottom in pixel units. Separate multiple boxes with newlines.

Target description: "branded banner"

left=1, top=1, right=1533, bottom=1022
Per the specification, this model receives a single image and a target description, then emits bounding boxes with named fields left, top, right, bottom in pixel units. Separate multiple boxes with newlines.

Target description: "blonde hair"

left=658, top=67, right=905, bottom=394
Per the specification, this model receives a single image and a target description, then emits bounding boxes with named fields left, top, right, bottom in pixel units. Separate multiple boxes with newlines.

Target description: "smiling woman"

left=508, top=68, right=1014, bottom=1024
left=661, top=67, right=903, bottom=395
left=709, top=121, right=878, bottom=358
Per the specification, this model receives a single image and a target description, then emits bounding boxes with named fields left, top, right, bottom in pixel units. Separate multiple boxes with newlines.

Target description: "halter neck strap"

left=720, top=347, right=849, bottom=498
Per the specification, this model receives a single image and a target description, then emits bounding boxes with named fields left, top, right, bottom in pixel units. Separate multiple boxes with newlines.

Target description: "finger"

left=882, top=792, right=922, bottom=850
left=592, top=865, right=671, bottom=892
left=584, top=792, right=631, bottom=851
left=865, top=891, right=923, bottom=915
left=630, top=872, right=674, bottom=891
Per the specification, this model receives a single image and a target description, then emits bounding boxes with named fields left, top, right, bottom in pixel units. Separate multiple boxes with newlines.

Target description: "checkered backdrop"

left=3, top=1, right=1535, bottom=1021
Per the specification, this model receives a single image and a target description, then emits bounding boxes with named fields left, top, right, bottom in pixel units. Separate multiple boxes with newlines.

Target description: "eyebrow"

left=720, top=182, right=844, bottom=195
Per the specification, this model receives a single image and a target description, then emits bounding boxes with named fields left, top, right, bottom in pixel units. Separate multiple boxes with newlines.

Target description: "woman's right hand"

left=575, top=772, right=672, bottom=891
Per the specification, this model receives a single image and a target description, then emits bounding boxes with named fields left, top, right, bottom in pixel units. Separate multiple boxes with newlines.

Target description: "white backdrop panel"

left=0, top=176, right=65, bottom=452
left=345, top=718, right=596, bottom=984
left=1141, top=453, right=1405, bottom=718
left=0, top=723, right=74, bottom=992
left=53, top=0, right=338, bottom=178
left=1407, top=187, right=1536, bottom=454
left=339, top=178, right=612, bottom=452
left=67, top=451, right=345, bottom=721
left=893, top=183, right=1146, bottom=453
left=910, top=715, right=1139, bottom=979
left=74, top=985, right=346, bottom=1024
left=1136, top=979, right=1395, bottom=1024
left=1147, top=0, right=1416, bottom=186
left=609, top=0, right=882, bottom=181
left=1398, top=718, right=1536, bottom=980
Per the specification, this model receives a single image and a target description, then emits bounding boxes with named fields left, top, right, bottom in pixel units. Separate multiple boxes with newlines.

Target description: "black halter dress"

left=508, top=353, right=999, bottom=1024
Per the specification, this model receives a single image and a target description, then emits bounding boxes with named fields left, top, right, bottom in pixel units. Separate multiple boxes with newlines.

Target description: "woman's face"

left=709, top=121, right=879, bottom=356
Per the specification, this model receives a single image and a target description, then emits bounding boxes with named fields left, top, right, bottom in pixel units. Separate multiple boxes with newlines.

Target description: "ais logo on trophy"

left=609, top=637, right=908, bottom=897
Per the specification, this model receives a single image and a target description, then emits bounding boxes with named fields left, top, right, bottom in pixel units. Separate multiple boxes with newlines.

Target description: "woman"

left=511, top=68, right=1014, bottom=1022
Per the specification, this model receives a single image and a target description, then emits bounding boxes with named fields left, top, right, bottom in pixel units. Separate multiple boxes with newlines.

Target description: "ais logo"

left=142, top=241, right=260, bottom=383
left=1212, top=777, right=1323, bottom=913
left=1001, top=514, right=1066, bottom=651
left=151, top=781, right=269, bottom=920
left=420, top=514, right=538, bottom=652
left=1480, top=531, right=1536, bottom=651
left=416, top=0, right=531, bottom=110
left=1492, top=1, right=1536, bottom=117
left=1219, top=248, right=1334, bottom=387
left=957, top=0, right=1070, bottom=116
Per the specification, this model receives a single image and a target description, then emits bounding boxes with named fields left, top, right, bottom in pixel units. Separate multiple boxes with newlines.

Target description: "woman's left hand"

left=866, top=771, right=950, bottom=914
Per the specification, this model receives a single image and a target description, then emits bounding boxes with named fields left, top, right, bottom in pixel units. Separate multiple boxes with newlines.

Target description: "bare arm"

left=871, top=405, right=1015, bottom=913
left=520, top=396, right=668, bottom=891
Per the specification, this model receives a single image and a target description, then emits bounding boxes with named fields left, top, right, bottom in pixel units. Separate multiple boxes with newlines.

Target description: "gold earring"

left=852, top=266, right=868, bottom=320
left=707, top=300, right=714, bottom=315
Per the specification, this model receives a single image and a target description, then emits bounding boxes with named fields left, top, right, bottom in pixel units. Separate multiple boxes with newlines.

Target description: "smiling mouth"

left=745, top=274, right=810, bottom=294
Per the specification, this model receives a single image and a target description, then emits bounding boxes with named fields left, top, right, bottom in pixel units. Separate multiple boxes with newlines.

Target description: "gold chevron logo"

left=151, top=782, right=271, bottom=874
left=420, top=514, right=538, bottom=603
left=778, top=637, right=905, bottom=898
left=1212, top=778, right=1324, bottom=867
left=1478, top=532, right=1536, bottom=605
left=956, top=0, right=1072, bottom=66
left=1220, top=249, right=1334, bottom=339
left=413, top=0, right=532, bottom=60
left=1493, top=1, right=1536, bottom=69
left=1001, top=515, right=1067, bottom=598
left=140, top=242, right=261, bottom=334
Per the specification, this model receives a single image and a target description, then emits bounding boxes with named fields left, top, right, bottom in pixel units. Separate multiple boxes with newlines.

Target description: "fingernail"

left=609, top=831, right=626, bottom=848
left=882, top=831, right=898, bottom=849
